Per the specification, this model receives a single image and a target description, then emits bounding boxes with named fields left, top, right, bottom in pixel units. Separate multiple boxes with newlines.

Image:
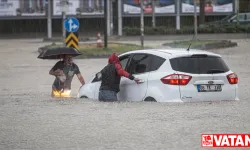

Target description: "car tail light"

left=160, top=74, right=192, bottom=85
left=227, top=73, right=238, bottom=84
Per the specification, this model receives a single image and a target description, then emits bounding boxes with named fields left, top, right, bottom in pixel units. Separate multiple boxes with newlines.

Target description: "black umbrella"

left=37, top=47, right=82, bottom=59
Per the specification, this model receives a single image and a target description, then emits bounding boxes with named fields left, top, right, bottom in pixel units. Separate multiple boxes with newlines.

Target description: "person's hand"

left=96, top=72, right=102, bottom=80
left=59, top=70, right=64, bottom=76
left=54, top=69, right=64, bottom=76
left=134, top=78, right=141, bottom=84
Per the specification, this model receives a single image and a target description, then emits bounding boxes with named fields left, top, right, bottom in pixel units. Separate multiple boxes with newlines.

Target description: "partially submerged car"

left=78, top=48, right=239, bottom=102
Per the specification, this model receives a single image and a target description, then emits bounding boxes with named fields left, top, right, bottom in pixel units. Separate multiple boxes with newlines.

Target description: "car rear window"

left=170, top=55, right=230, bottom=74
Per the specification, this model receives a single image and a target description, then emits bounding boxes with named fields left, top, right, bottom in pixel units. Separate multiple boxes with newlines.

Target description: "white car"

left=78, top=48, right=239, bottom=102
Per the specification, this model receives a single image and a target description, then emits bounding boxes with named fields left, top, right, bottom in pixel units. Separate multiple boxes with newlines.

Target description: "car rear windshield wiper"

left=206, top=69, right=226, bottom=74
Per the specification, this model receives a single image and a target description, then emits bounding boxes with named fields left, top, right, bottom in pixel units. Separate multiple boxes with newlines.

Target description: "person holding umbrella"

left=38, top=47, right=85, bottom=97
left=49, top=54, right=85, bottom=97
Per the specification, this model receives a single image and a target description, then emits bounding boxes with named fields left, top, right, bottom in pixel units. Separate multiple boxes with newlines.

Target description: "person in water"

left=49, top=55, right=85, bottom=97
left=98, top=53, right=140, bottom=102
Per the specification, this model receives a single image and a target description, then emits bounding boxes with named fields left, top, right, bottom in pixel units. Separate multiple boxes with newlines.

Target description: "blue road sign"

left=64, top=17, right=80, bottom=33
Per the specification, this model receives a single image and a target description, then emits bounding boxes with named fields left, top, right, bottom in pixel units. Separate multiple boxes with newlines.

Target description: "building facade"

left=0, top=0, right=240, bottom=38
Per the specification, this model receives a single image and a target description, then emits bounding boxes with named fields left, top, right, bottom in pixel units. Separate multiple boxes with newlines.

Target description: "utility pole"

left=107, top=0, right=110, bottom=36
left=194, top=0, right=198, bottom=41
left=236, top=0, right=239, bottom=25
left=140, top=0, right=144, bottom=48
left=61, top=0, right=68, bottom=46
left=118, top=0, right=122, bottom=36
left=110, top=0, right=113, bottom=36
left=176, top=0, right=180, bottom=30
left=47, top=0, right=52, bottom=39
left=104, top=0, right=108, bottom=48
left=152, top=0, right=155, bottom=27
left=199, top=0, right=205, bottom=25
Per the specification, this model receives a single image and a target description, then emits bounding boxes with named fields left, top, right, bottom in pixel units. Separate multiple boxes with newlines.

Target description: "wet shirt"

left=51, top=61, right=80, bottom=91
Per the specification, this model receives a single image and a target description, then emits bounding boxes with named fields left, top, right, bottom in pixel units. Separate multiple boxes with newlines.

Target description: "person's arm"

left=114, top=63, right=141, bottom=83
left=114, top=63, right=134, bottom=79
left=74, top=64, right=85, bottom=85
left=114, top=63, right=143, bottom=83
left=49, top=69, right=64, bottom=76
left=76, top=73, right=85, bottom=85
left=49, top=62, right=63, bottom=76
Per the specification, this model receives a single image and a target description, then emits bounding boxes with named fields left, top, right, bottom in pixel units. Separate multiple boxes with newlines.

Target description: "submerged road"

left=0, top=39, right=249, bottom=150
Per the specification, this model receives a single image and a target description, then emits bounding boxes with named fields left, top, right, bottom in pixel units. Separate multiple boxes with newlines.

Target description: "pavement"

left=45, top=33, right=250, bottom=43
left=0, top=39, right=249, bottom=150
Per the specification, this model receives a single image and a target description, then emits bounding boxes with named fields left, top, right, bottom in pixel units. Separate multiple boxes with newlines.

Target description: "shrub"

left=123, top=23, right=249, bottom=35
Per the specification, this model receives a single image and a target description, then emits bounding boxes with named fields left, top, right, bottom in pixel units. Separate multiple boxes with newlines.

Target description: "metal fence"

left=0, top=0, right=248, bottom=38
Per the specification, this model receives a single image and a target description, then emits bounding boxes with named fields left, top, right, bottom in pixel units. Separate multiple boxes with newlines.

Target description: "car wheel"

left=144, top=97, right=157, bottom=102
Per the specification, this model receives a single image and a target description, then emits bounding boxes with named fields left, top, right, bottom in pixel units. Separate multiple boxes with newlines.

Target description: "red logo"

left=202, top=134, right=250, bottom=148
left=202, top=135, right=213, bottom=147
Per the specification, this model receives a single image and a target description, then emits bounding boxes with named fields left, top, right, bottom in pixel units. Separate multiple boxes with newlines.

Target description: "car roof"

left=119, top=48, right=221, bottom=59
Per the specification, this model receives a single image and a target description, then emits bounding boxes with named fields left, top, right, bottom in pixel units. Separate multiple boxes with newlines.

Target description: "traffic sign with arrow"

left=64, top=17, right=80, bottom=33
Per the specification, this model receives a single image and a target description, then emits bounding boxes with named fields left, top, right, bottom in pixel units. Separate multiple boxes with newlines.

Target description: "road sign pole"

left=61, top=0, right=68, bottom=46
left=62, top=11, right=66, bottom=46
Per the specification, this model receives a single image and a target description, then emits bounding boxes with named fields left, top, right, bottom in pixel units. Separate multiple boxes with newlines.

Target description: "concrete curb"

left=37, top=42, right=138, bottom=59
left=43, top=36, right=122, bottom=42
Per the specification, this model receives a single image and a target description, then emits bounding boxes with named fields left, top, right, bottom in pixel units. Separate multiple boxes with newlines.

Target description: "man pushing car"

left=97, top=53, right=140, bottom=102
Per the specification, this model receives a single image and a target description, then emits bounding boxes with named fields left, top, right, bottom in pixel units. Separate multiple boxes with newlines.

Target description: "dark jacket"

left=99, top=53, right=134, bottom=93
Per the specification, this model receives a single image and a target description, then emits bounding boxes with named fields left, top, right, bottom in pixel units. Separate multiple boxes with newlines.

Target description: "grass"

left=46, top=42, right=149, bottom=55
left=165, top=40, right=220, bottom=48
